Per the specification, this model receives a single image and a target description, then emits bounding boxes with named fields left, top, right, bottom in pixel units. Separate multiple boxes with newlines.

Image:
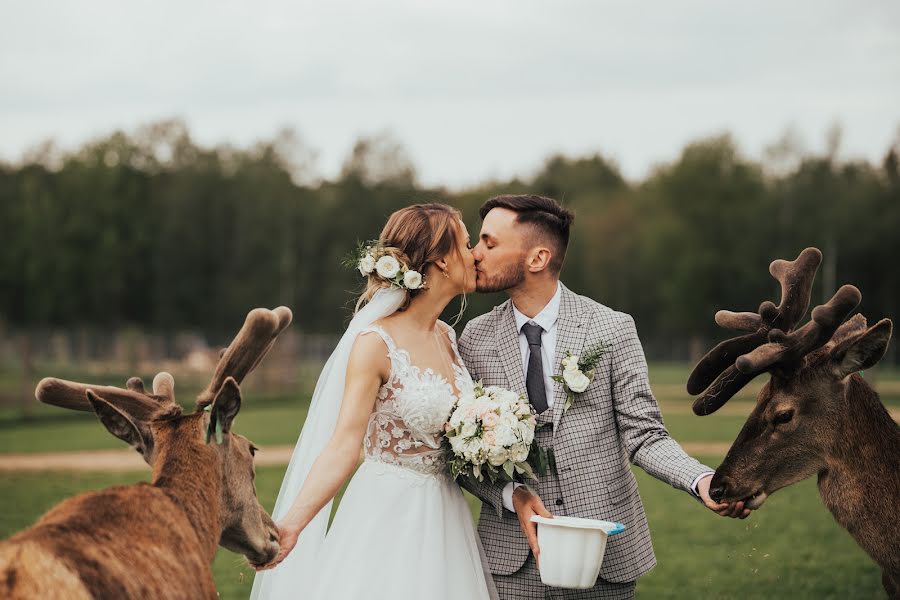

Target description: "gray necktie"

left=522, top=322, right=549, bottom=414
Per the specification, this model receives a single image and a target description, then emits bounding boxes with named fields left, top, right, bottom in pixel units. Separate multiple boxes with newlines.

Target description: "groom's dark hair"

left=479, top=195, right=574, bottom=274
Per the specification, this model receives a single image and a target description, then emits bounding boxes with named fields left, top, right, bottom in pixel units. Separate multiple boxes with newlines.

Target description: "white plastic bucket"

left=530, top=515, right=626, bottom=589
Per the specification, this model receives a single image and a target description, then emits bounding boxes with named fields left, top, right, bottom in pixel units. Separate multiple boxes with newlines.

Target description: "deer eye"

left=249, top=444, right=258, bottom=457
left=773, top=410, right=794, bottom=425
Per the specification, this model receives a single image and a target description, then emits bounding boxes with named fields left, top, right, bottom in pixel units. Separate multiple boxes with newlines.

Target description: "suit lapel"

left=495, top=302, right=527, bottom=396
left=552, top=284, right=587, bottom=431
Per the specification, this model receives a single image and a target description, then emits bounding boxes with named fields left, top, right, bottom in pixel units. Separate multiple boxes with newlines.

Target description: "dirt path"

left=0, top=446, right=297, bottom=472
left=2, top=409, right=897, bottom=472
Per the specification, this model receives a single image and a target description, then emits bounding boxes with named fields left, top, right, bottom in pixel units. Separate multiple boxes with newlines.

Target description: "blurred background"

left=1, top=1, right=898, bottom=598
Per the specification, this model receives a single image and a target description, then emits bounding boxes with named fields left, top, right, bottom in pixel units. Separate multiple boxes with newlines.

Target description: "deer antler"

left=195, top=306, right=292, bottom=409
left=36, top=371, right=179, bottom=421
left=688, top=247, right=860, bottom=415
left=735, top=284, right=861, bottom=375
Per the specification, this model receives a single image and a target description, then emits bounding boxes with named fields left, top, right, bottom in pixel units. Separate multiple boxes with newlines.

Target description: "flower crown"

left=346, top=240, right=426, bottom=292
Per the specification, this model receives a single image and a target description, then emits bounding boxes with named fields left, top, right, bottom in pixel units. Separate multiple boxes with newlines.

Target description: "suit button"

left=555, top=499, right=563, bottom=506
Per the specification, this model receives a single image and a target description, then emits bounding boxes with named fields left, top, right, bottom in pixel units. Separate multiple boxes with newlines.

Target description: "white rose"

left=501, top=412, right=519, bottom=429
left=403, top=270, right=423, bottom=289
left=563, top=368, right=591, bottom=393
left=501, top=390, right=520, bottom=407
left=510, top=442, right=529, bottom=463
left=493, top=424, right=518, bottom=447
left=464, top=438, right=484, bottom=462
left=487, top=446, right=509, bottom=466
left=460, top=421, right=478, bottom=439
left=449, top=434, right=465, bottom=453
left=375, top=255, right=401, bottom=278
left=518, top=420, right=535, bottom=445
left=358, top=254, right=376, bottom=275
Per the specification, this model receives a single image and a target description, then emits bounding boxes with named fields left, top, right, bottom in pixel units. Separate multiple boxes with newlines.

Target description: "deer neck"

left=150, top=431, right=223, bottom=563
left=818, top=375, right=900, bottom=542
left=824, top=374, right=900, bottom=469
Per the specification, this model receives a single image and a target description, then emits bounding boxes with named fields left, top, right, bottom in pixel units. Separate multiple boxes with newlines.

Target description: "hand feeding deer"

left=0, top=306, right=292, bottom=599
left=687, top=248, right=899, bottom=598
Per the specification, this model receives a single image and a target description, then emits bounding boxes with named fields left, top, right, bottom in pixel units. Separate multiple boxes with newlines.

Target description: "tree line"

left=1, top=120, right=897, bottom=359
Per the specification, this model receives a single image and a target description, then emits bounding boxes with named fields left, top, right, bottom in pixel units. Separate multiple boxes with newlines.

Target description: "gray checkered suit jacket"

left=458, top=282, right=711, bottom=583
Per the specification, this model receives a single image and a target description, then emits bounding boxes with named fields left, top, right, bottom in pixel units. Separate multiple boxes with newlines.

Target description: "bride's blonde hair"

left=355, top=203, right=468, bottom=319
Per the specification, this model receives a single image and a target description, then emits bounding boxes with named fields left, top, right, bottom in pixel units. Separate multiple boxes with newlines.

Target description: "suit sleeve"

left=456, top=320, right=512, bottom=517
left=610, top=313, right=712, bottom=494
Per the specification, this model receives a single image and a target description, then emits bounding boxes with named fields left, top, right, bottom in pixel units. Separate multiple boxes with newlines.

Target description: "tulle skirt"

left=303, top=459, right=496, bottom=600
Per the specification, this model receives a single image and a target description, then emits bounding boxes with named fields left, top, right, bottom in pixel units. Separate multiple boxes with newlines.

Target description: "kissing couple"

left=251, top=196, right=750, bottom=600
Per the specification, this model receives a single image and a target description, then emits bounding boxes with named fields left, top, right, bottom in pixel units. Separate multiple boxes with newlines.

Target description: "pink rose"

left=483, top=431, right=497, bottom=445
left=482, top=412, right=500, bottom=429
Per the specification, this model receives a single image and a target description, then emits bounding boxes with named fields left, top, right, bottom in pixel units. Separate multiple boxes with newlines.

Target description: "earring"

left=442, top=269, right=450, bottom=278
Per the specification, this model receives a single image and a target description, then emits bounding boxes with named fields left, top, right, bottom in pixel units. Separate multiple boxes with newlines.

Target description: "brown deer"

left=687, top=247, right=899, bottom=598
left=0, top=306, right=292, bottom=599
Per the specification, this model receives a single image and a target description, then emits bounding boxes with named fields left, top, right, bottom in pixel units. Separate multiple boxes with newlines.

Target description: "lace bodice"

left=360, top=322, right=474, bottom=476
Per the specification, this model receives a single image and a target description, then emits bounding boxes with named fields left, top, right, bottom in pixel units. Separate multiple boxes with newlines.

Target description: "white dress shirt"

left=512, top=283, right=562, bottom=410
left=500, top=283, right=712, bottom=512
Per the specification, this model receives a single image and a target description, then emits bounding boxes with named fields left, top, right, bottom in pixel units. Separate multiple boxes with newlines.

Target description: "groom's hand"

left=512, top=486, right=553, bottom=564
left=696, top=473, right=751, bottom=519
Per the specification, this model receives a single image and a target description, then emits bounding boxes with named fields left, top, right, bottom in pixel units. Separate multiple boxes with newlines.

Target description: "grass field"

left=0, top=461, right=883, bottom=599
left=0, top=362, right=895, bottom=598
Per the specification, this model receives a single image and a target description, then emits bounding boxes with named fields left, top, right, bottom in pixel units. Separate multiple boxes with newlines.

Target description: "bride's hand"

left=254, top=523, right=301, bottom=571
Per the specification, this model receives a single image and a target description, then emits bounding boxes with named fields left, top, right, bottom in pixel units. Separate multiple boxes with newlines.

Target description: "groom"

left=458, top=195, right=750, bottom=599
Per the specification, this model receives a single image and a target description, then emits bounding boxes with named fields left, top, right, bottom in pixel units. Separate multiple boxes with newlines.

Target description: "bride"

left=251, top=203, right=497, bottom=599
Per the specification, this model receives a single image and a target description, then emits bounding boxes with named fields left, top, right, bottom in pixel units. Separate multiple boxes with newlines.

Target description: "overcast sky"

left=2, top=0, right=899, bottom=186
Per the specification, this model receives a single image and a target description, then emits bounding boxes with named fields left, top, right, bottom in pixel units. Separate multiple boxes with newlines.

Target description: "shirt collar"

left=512, top=282, right=562, bottom=334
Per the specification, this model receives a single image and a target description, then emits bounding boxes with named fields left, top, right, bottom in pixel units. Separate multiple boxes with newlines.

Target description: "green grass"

left=0, top=361, right=894, bottom=598
left=0, top=399, right=309, bottom=453
left=0, top=457, right=883, bottom=599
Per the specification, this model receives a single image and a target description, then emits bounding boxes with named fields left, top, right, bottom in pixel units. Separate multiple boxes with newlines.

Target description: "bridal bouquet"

left=444, top=382, right=548, bottom=485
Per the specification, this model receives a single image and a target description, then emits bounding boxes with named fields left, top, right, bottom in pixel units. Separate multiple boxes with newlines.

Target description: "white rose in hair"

left=375, top=255, right=401, bottom=278
left=403, top=270, right=423, bottom=289
left=563, top=368, right=591, bottom=393
left=358, top=254, right=376, bottom=275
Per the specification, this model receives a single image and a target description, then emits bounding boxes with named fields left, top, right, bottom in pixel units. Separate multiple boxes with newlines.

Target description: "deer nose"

left=709, top=483, right=727, bottom=503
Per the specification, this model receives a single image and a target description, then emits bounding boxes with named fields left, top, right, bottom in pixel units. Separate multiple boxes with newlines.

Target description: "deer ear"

left=87, top=390, right=152, bottom=455
left=831, top=319, right=892, bottom=378
left=211, top=377, right=242, bottom=434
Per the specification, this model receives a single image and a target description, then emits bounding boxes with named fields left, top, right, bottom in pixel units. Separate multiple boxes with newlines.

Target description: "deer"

left=0, top=306, right=292, bottom=599
left=686, top=247, right=899, bottom=598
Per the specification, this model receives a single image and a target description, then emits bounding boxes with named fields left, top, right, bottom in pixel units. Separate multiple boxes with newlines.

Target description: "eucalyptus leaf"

left=518, top=462, right=538, bottom=480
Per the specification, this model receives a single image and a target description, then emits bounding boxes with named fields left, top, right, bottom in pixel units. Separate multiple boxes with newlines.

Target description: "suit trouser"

left=492, top=552, right=636, bottom=600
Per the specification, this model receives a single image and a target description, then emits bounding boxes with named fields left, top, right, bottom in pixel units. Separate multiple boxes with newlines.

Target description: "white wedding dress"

left=252, top=311, right=497, bottom=600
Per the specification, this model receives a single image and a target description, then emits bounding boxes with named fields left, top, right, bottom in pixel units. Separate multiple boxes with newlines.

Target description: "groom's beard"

left=476, top=262, right=526, bottom=293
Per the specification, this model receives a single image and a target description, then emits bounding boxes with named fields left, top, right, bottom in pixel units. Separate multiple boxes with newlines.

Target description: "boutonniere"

left=552, top=342, right=607, bottom=412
